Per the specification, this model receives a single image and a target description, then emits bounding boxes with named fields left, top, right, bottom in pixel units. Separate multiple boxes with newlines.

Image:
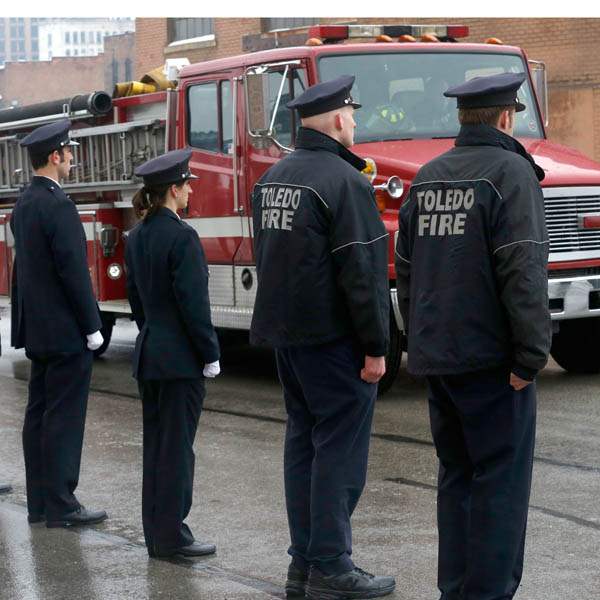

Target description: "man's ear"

left=334, top=111, right=344, bottom=131
left=498, top=109, right=509, bottom=130
left=48, top=150, right=60, bottom=166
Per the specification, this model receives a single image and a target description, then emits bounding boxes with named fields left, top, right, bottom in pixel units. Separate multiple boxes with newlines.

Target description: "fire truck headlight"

left=107, top=263, right=122, bottom=280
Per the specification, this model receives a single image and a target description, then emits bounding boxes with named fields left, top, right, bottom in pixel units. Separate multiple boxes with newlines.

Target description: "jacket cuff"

left=364, top=342, right=388, bottom=358
left=512, top=362, right=537, bottom=382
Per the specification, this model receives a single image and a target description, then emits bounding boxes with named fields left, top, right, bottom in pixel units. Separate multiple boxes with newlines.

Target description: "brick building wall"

left=0, top=32, right=134, bottom=110
left=133, top=17, right=600, bottom=163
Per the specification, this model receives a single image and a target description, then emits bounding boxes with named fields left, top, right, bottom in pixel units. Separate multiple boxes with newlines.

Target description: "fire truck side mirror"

left=529, top=60, right=548, bottom=127
left=245, top=71, right=273, bottom=138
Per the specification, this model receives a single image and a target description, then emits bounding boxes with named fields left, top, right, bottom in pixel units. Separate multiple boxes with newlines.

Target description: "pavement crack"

left=386, top=477, right=600, bottom=532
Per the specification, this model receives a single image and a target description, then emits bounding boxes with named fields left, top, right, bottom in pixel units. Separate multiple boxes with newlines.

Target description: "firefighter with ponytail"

left=126, top=148, right=221, bottom=559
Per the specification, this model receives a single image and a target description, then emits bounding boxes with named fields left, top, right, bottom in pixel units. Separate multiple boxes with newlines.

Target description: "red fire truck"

left=2, top=23, right=600, bottom=393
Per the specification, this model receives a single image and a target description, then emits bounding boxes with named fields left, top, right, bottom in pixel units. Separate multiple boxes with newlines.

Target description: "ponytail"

left=132, top=182, right=174, bottom=219
left=132, top=186, right=152, bottom=219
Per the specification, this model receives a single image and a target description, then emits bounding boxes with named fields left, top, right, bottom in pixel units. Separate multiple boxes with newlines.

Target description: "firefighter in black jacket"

left=11, top=119, right=107, bottom=527
left=395, top=73, right=551, bottom=600
left=251, top=76, right=395, bottom=600
left=126, top=148, right=220, bottom=559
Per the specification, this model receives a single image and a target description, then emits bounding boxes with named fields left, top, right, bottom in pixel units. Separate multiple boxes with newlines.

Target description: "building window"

left=124, top=58, right=132, bottom=81
left=168, top=18, right=213, bottom=43
left=263, top=18, right=319, bottom=32
left=66, top=49, right=71, bottom=56
left=73, top=48, right=78, bottom=56
left=73, top=31, right=78, bottom=44
left=96, top=31, right=101, bottom=44
left=112, top=58, right=119, bottom=86
left=65, top=31, right=70, bottom=44
left=47, top=33, right=52, bottom=47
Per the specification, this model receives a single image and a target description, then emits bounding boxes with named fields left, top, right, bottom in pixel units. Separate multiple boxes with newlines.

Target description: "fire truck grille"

left=544, top=187, right=600, bottom=256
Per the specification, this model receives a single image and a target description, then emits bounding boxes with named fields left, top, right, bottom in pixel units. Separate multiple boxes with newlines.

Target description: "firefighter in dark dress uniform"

left=251, top=76, right=396, bottom=600
left=126, top=148, right=220, bottom=559
left=395, top=73, right=551, bottom=600
left=11, top=119, right=107, bottom=527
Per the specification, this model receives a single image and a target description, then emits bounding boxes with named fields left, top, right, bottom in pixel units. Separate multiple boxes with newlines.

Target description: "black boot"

left=286, top=562, right=309, bottom=598
left=306, top=566, right=395, bottom=600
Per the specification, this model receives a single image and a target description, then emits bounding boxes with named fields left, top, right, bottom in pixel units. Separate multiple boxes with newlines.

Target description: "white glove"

left=203, top=360, right=220, bottom=378
left=87, top=330, right=104, bottom=351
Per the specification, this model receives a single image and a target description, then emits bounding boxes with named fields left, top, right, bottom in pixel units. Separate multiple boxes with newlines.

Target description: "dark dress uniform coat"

left=10, top=175, right=101, bottom=520
left=395, top=124, right=551, bottom=600
left=251, top=127, right=390, bottom=576
left=125, top=206, right=219, bottom=555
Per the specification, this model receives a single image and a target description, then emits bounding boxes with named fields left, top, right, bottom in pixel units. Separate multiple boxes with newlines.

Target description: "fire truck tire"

left=93, top=315, right=115, bottom=358
left=550, top=317, right=600, bottom=374
left=377, top=313, right=403, bottom=396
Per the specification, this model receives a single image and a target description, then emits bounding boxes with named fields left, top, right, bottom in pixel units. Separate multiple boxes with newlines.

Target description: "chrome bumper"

left=390, top=275, right=600, bottom=330
left=549, top=275, right=600, bottom=320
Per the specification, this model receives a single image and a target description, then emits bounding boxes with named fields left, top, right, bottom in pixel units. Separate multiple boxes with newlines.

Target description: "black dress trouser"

left=275, top=337, right=377, bottom=576
left=23, top=350, right=93, bottom=519
left=426, top=367, right=537, bottom=600
left=138, top=378, right=205, bottom=554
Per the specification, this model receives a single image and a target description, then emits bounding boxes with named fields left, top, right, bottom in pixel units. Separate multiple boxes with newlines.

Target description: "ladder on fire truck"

left=0, top=100, right=170, bottom=201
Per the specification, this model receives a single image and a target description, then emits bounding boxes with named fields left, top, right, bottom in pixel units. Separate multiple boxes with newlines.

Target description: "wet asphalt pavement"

left=0, top=308, right=598, bottom=599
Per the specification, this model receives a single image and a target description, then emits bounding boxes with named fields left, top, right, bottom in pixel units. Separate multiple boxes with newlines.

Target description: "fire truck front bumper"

left=390, top=275, right=600, bottom=332
left=548, top=274, right=600, bottom=320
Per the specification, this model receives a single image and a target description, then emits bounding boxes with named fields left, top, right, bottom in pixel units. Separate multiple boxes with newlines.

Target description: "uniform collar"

left=156, top=206, right=181, bottom=220
left=455, top=124, right=545, bottom=181
left=33, top=174, right=61, bottom=188
left=295, top=127, right=367, bottom=172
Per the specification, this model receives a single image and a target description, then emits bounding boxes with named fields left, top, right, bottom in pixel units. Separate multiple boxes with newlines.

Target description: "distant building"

left=0, top=32, right=134, bottom=109
left=36, top=18, right=134, bottom=60
left=0, top=18, right=44, bottom=64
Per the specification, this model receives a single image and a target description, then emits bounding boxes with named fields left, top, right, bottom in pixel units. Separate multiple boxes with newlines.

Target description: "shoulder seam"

left=410, top=178, right=503, bottom=200
left=254, top=181, right=330, bottom=210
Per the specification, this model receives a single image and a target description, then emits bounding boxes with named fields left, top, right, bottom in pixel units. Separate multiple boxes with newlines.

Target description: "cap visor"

left=187, top=173, right=200, bottom=180
left=67, top=140, right=80, bottom=146
left=515, top=101, right=526, bottom=113
left=350, top=102, right=362, bottom=110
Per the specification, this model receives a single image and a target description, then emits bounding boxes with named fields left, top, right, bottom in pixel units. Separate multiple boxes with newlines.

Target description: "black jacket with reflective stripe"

left=250, top=127, right=390, bottom=357
left=395, top=124, right=551, bottom=379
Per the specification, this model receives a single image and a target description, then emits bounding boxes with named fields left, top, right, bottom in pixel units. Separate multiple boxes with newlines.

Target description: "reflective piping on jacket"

left=493, top=239, right=550, bottom=254
left=254, top=182, right=330, bottom=210
left=394, top=249, right=411, bottom=263
left=409, top=178, right=503, bottom=202
left=331, top=233, right=389, bottom=254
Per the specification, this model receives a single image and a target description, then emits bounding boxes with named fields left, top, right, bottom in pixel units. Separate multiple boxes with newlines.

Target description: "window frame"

left=186, top=77, right=234, bottom=156
left=168, top=18, right=214, bottom=44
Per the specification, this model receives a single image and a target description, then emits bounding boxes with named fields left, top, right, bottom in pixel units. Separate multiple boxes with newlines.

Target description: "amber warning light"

left=307, top=24, right=469, bottom=43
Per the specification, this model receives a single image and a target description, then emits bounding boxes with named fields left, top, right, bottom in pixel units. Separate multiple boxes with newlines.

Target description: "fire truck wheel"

left=93, top=315, right=115, bottom=358
left=550, top=317, right=600, bottom=374
left=377, top=313, right=403, bottom=396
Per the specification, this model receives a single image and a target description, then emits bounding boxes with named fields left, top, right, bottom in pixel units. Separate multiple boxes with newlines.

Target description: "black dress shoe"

left=286, top=563, right=308, bottom=598
left=154, top=541, right=216, bottom=558
left=28, top=513, right=45, bottom=524
left=46, top=506, right=108, bottom=528
left=306, top=566, right=396, bottom=600
left=0, top=484, right=12, bottom=494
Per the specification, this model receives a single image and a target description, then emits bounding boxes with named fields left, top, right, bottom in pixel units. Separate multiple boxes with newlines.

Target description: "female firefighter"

left=126, top=148, right=220, bottom=559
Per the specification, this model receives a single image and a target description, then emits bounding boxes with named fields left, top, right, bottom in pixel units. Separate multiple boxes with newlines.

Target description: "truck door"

left=235, top=62, right=309, bottom=316
left=182, top=71, right=245, bottom=310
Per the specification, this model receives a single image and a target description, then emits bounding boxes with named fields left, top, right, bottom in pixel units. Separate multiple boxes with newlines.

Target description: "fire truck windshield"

left=318, top=52, right=543, bottom=143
